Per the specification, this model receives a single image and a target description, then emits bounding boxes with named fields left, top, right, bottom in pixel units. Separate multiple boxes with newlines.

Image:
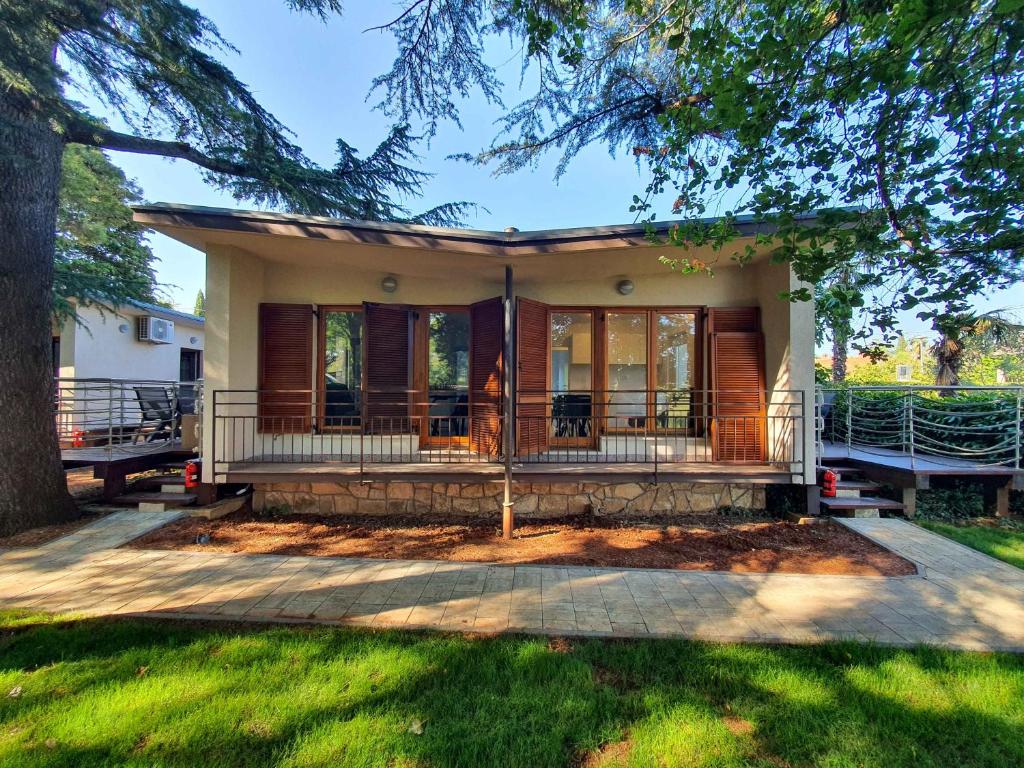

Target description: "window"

left=427, top=310, right=469, bottom=438
left=604, top=309, right=699, bottom=431
left=607, top=312, right=648, bottom=425
left=178, top=348, right=203, bottom=415
left=550, top=311, right=593, bottom=440
left=428, top=312, right=469, bottom=391
left=179, top=348, right=202, bottom=382
left=655, top=313, right=696, bottom=429
left=322, top=309, right=362, bottom=427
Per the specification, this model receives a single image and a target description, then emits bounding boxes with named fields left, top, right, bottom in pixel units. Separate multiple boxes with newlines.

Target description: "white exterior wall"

left=55, top=302, right=205, bottom=437
left=58, top=303, right=204, bottom=381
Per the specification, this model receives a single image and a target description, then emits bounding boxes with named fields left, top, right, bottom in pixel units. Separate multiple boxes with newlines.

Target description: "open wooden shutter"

left=708, top=307, right=766, bottom=462
left=468, top=297, right=504, bottom=456
left=363, top=302, right=412, bottom=433
left=516, top=298, right=550, bottom=455
left=258, top=303, right=313, bottom=433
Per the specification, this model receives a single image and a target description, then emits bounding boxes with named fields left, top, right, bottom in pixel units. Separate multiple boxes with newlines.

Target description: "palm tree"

left=932, top=311, right=1024, bottom=386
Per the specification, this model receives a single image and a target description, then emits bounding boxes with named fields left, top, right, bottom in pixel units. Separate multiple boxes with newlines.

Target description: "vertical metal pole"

left=502, top=265, right=515, bottom=540
left=906, top=390, right=916, bottom=469
left=845, top=387, right=852, bottom=457
left=1015, top=388, right=1021, bottom=469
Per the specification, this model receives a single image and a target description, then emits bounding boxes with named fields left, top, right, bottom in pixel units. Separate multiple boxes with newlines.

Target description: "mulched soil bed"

left=126, top=511, right=916, bottom=576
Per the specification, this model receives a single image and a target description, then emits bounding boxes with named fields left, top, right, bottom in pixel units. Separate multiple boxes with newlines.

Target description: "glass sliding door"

left=426, top=310, right=469, bottom=442
left=322, top=309, right=362, bottom=428
left=655, top=312, right=697, bottom=431
left=606, top=312, right=648, bottom=428
left=550, top=311, right=593, bottom=443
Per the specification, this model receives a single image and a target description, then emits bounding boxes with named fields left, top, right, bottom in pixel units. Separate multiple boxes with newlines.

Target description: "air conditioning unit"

left=137, top=316, right=175, bottom=344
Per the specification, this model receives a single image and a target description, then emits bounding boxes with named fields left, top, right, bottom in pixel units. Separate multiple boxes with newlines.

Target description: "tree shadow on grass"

left=0, top=612, right=1021, bottom=767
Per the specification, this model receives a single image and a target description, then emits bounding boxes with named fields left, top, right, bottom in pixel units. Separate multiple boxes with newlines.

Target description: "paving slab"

left=0, top=512, right=1021, bottom=651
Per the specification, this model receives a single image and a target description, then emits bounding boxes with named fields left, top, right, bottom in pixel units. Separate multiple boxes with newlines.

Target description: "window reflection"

left=323, top=310, right=362, bottom=427
left=550, top=312, right=592, bottom=439
left=607, top=312, right=647, bottom=426
left=656, top=313, right=696, bottom=430
left=428, top=311, right=469, bottom=438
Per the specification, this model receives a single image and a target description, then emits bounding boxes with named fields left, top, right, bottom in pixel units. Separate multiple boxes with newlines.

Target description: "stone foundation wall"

left=253, top=480, right=766, bottom=518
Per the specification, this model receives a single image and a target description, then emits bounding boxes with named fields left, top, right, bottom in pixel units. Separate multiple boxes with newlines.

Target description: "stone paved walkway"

left=0, top=513, right=1021, bottom=651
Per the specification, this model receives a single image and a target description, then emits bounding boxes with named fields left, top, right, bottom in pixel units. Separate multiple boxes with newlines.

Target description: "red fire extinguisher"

left=820, top=469, right=838, bottom=498
left=184, top=460, right=200, bottom=490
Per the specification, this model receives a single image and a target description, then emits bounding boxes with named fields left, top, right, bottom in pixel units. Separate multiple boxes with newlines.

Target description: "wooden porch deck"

left=820, top=440, right=1023, bottom=516
left=821, top=441, right=1022, bottom=476
left=61, top=441, right=195, bottom=501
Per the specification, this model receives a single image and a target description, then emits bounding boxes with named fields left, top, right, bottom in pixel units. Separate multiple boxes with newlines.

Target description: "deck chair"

left=133, top=386, right=180, bottom=444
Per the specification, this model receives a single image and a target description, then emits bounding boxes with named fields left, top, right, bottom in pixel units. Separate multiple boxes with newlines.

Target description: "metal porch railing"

left=211, top=388, right=806, bottom=476
left=816, top=385, right=1024, bottom=469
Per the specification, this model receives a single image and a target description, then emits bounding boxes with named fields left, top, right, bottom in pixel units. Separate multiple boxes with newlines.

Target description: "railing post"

left=845, top=387, right=852, bottom=457
left=1016, top=388, right=1022, bottom=469
left=906, top=390, right=916, bottom=469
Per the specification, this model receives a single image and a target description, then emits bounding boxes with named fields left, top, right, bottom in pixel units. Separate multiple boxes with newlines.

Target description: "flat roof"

left=133, top=203, right=847, bottom=257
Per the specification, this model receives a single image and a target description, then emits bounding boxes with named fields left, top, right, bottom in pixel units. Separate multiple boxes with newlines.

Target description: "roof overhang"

left=133, top=203, right=830, bottom=258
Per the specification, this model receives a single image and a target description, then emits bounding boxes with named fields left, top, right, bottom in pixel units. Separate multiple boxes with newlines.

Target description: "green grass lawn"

left=0, top=611, right=1021, bottom=768
left=918, top=520, right=1024, bottom=570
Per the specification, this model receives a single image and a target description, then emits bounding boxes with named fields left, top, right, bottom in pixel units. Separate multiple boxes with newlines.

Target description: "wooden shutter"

left=363, top=302, right=412, bottom=433
left=707, top=307, right=765, bottom=462
left=707, top=306, right=760, bottom=334
left=468, top=297, right=504, bottom=456
left=516, top=298, right=550, bottom=455
left=258, top=303, right=313, bottom=433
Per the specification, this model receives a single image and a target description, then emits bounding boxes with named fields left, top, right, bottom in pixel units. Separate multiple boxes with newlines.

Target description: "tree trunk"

left=0, top=95, right=77, bottom=535
left=831, top=327, right=849, bottom=383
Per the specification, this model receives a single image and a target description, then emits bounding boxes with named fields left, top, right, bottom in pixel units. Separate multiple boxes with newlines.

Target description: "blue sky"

left=82, top=0, right=1021, bottom=336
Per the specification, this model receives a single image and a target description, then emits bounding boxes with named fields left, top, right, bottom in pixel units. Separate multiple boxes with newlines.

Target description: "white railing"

left=817, top=385, right=1024, bottom=468
left=55, top=378, right=201, bottom=458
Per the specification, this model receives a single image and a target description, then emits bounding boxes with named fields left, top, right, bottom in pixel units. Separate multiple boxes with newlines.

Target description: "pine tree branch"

left=63, top=119, right=252, bottom=178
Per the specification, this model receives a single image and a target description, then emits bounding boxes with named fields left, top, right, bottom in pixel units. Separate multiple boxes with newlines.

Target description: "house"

left=133, top=204, right=816, bottom=519
left=54, top=299, right=204, bottom=445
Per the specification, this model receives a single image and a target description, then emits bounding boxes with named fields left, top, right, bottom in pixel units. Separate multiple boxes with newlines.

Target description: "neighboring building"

left=134, top=203, right=816, bottom=516
left=53, top=300, right=204, bottom=443
left=54, top=299, right=204, bottom=383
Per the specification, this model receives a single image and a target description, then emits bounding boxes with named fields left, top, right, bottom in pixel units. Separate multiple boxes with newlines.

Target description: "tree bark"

left=831, top=327, right=849, bottom=383
left=0, top=94, right=77, bottom=535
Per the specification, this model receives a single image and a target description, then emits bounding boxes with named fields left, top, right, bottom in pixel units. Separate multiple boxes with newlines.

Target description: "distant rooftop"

left=126, top=299, right=204, bottom=326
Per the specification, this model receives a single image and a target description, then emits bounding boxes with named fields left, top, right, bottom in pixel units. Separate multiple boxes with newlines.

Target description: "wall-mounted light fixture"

left=616, top=279, right=634, bottom=296
left=189, top=336, right=199, bottom=345
left=118, top=323, right=130, bottom=334
left=381, top=275, right=398, bottom=293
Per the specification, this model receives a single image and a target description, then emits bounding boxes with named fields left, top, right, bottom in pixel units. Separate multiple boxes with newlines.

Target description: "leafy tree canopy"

left=53, top=144, right=157, bottom=322
left=371, top=0, right=1024, bottom=339
left=0, top=0, right=470, bottom=225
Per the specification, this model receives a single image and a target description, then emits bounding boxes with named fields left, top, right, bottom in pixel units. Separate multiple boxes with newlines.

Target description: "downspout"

left=502, top=264, right=515, bottom=539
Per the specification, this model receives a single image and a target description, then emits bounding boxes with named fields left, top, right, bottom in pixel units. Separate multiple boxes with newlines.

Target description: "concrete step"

left=113, top=492, right=198, bottom=512
left=132, top=474, right=185, bottom=491
left=820, top=496, right=904, bottom=519
left=834, top=480, right=882, bottom=498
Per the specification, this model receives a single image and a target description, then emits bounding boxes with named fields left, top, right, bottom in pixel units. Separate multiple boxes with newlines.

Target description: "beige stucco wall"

left=200, top=241, right=815, bottom=484
left=202, top=245, right=264, bottom=482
